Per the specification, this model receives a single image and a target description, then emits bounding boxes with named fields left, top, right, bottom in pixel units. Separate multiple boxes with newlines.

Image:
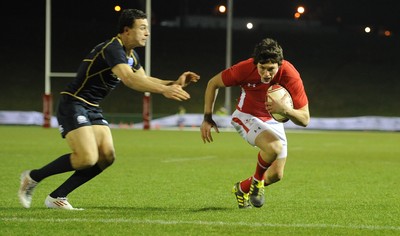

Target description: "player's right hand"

left=176, top=71, right=200, bottom=87
left=163, top=84, right=190, bottom=101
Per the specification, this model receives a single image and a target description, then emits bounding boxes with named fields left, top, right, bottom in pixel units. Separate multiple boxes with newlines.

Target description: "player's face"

left=127, top=19, right=150, bottom=48
left=257, top=62, right=279, bottom=84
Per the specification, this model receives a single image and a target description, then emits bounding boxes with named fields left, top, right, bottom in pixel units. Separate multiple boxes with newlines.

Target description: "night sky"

left=153, top=0, right=399, bottom=29
left=5, top=0, right=399, bottom=30
left=2, top=0, right=398, bottom=67
left=2, top=0, right=398, bottom=76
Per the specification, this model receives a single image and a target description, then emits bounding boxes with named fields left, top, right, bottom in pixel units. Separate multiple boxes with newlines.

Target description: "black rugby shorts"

left=56, top=95, right=109, bottom=138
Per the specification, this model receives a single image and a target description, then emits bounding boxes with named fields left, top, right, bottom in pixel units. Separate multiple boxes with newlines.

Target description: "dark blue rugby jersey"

left=61, top=36, right=141, bottom=106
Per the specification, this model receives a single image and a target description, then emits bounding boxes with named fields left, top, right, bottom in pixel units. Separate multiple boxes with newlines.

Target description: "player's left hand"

left=176, top=71, right=200, bottom=87
left=200, top=114, right=219, bottom=143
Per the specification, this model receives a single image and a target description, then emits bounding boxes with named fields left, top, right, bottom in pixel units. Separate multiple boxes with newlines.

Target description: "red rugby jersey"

left=221, top=58, right=308, bottom=121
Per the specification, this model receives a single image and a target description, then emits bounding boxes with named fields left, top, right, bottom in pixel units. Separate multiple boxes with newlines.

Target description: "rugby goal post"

left=43, top=0, right=153, bottom=129
left=142, top=0, right=152, bottom=130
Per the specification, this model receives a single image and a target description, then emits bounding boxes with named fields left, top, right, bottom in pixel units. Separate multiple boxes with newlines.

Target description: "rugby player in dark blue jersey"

left=18, top=9, right=200, bottom=210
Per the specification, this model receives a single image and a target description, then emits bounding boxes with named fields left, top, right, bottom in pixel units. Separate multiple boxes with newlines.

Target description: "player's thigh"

left=254, top=121, right=287, bottom=159
left=92, top=125, right=115, bottom=161
left=66, top=126, right=98, bottom=157
left=255, top=130, right=282, bottom=162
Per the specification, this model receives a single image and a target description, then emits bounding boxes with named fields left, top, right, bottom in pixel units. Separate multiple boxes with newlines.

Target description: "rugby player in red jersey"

left=200, top=38, right=309, bottom=208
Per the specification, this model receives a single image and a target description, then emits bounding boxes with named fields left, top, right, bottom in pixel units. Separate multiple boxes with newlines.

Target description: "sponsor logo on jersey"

left=253, top=126, right=261, bottom=133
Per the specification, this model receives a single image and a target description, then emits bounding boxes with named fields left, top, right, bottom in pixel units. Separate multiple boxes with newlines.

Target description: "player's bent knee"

left=98, top=151, right=116, bottom=169
left=104, top=154, right=115, bottom=166
left=275, top=171, right=284, bottom=181
left=262, top=141, right=283, bottom=158
left=71, top=152, right=99, bottom=169
left=80, top=158, right=98, bottom=169
left=105, top=149, right=116, bottom=165
left=268, top=171, right=284, bottom=183
left=74, top=160, right=98, bottom=170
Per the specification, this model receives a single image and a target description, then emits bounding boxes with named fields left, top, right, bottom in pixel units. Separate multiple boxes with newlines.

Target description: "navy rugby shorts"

left=56, top=95, right=109, bottom=138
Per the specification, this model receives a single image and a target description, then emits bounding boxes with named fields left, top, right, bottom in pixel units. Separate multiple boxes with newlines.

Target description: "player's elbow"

left=300, top=121, right=308, bottom=128
left=292, top=115, right=309, bottom=127
left=297, top=106, right=310, bottom=127
left=299, top=116, right=310, bottom=127
left=207, top=79, right=221, bottom=90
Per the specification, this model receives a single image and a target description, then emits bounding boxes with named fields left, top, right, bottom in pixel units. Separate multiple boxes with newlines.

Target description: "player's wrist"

left=204, top=113, right=213, bottom=123
left=160, top=84, right=170, bottom=94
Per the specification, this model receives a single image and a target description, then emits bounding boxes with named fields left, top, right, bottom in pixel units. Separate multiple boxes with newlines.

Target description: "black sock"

left=49, top=164, right=103, bottom=198
left=30, top=154, right=74, bottom=182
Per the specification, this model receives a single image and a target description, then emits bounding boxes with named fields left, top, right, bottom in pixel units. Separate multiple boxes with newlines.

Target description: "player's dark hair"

left=252, top=38, right=284, bottom=66
left=118, top=9, right=147, bottom=33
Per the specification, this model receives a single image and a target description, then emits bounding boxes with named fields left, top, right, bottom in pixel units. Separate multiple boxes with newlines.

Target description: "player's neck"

left=116, top=34, right=133, bottom=55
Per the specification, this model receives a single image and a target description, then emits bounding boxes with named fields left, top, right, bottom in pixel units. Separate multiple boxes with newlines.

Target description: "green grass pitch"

left=0, top=126, right=399, bottom=235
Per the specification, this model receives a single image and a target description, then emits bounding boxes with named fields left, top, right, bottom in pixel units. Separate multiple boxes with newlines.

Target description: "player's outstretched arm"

left=200, top=73, right=225, bottom=143
left=113, top=64, right=190, bottom=101
left=144, top=71, right=200, bottom=87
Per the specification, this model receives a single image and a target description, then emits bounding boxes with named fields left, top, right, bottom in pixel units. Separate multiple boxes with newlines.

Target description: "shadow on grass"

left=190, top=207, right=232, bottom=212
left=88, top=206, right=233, bottom=212
left=0, top=206, right=234, bottom=215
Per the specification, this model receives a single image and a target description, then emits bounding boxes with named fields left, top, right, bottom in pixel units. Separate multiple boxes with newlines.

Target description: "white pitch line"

left=1, top=217, right=399, bottom=231
left=161, top=155, right=216, bottom=163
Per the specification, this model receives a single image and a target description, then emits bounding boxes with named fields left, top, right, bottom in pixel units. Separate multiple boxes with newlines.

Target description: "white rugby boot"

left=45, top=195, right=83, bottom=210
left=18, top=170, right=38, bottom=208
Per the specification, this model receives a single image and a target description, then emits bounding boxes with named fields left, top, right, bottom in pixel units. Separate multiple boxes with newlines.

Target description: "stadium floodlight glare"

left=114, top=5, right=121, bottom=12
left=218, top=5, right=226, bottom=13
left=384, top=30, right=391, bottom=37
left=294, top=5, right=305, bottom=19
left=297, top=6, right=305, bottom=14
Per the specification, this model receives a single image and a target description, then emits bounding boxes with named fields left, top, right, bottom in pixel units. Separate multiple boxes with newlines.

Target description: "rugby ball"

left=266, top=84, right=293, bottom=122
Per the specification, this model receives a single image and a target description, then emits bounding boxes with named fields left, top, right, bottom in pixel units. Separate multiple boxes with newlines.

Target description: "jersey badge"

left=76, top=115, right=89, bottom=124
left=127, top=57, right=134, bottom=67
